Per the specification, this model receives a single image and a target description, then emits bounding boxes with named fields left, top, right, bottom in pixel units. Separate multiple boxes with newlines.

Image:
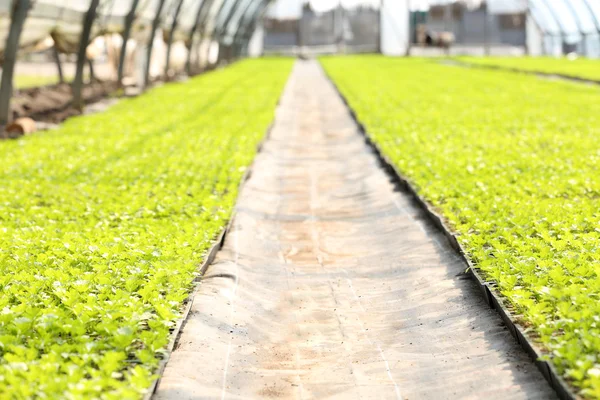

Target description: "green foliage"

left=456, top=56, right=600, bottom=82
left=322, top=55, right=600, bottom=398
left=0, top=58, right=292, bottom=399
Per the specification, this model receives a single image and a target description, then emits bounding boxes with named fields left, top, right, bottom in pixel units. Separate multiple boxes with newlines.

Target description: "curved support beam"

left=235, top=0, right=270, bottom=57
left=186, top=0, right=214, bottom=75
left=232, top=0, right=264, bottom=42
left=118, top=0, right=141, bottom=85
left=562, top=0, right=589, bottom=54
left=73, top=0, right=100, bottom=112
left=223, top=0, right=254, bottom=44
left=165, top=0, right=186, bottom=78
left=144, top=0, right=167, bottom=88
left=212, top=0, right=238, bottom=40
left=581, top=0, right=600, bottom=33
left=0, top=0, right=33, bottom=130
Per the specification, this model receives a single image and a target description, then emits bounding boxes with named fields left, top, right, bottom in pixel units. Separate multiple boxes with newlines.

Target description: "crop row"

left=0, top=58, right=292, bottom=399
left=322, top=55, right=600, bottom=398
left=456, top=56, right=600, bottom=82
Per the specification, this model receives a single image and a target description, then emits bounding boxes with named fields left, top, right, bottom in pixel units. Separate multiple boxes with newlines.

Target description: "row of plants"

left=0, top=58, right=292, bottom=399
left=456, top=56, right=600, bottom=82
left=322, top=55, right=600, bottom=398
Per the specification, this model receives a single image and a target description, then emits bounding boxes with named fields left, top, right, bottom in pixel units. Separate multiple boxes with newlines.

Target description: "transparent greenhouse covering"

left=0, top=0, right=272, bottom=54
left=484, top=0, right=600, bottom=37
left=469, top=0, right=600, bottom=57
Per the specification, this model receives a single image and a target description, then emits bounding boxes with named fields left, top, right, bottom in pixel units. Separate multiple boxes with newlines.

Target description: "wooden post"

left=165, top=0, right=185, bottom=79
left=0, top=0, right=33, bottom=131
left=144, top=0, right=167, bottom=89
left=73, top=0, right=100, bottom=112
left=118, top=0, right=140, bottom=85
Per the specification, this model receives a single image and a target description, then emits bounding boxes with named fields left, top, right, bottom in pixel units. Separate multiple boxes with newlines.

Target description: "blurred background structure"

left=264, top=0, right=600, bottom=57
left=0, top=0, right=599, bottom=131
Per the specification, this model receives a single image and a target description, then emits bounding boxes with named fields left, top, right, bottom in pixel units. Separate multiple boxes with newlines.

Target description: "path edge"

left=319, top=61, right=579, bottom=400
left=142, top=121, right=276, bottom=400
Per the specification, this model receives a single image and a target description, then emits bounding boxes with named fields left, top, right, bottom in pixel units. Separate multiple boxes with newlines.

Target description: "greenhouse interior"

left=0, top=0, right=599, bottom=399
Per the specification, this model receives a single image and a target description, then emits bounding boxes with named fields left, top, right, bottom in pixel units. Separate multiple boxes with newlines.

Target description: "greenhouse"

left=0, top=0, right=599, bottom=399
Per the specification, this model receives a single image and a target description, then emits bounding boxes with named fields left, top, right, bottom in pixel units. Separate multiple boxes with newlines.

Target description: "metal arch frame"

left=562, top=0, right=596, bottom=55
left=533, top=0, right=567, bottom=55
left=189, top=0, right=213, bottom=44
left=186, top=0, right=214, bottom=74
left=213, top=0, right=250, bottom=62
left=193, top=0, right=219, bottom=39
left=235, top=0, right=266, bottom=40
left=219, top=0, right=252, bottom=42
left=118, top=0, right=142, bottom=84
left=213, top=0, right=244, bottom=40
left=176, top=0, right=205, bottom=33
left=0, top=0, right=34, bottom=130
left=73, top=0, right=101, bottom=111
left=219, top=0, right=261, bottom=60
left=527, top=0, right=562, bottom=56
left=0, top=0, right=270, bottom=124
left=144, top=0, right=167, bottom=88
left=221, top=0, right=254, bottom=41
left=524, top=0, right=546, bottom=56
left=97, top=0, right=118, bottom=32
left=209, top=0, right=235, bottom=38
left=165, top=0, right=186, bottom=77
left=538, top=0, right=579, bottom=43
left=195, top=0, right=225, bottom=38
left=235, top=0, right=270, bottom=57
left=581, top=0, right=600, bottom=34
left=232, top=0, right=267, bottom=54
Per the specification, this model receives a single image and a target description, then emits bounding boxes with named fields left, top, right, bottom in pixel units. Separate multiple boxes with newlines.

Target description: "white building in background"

left=381, top=0, right=410, bottom=56
left=266, top=0, right=411, bottom=56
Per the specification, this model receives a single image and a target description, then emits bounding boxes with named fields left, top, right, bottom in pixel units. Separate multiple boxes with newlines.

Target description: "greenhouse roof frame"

left=0, top=0, right=274, bottom=54
left=0, top=0, right=274, bottom=129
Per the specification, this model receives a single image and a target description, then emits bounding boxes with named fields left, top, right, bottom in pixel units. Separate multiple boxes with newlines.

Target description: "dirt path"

left=154, top=60, right=555, bottom=400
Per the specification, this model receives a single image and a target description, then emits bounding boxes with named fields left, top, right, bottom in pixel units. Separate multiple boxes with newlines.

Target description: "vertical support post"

left=73, top=0, right=100, bottom=112
left=405, top=0, right=412, bottom=56
left=0, top=0, right=32, bottom=130
left=118, top=0, right=140, bottom=85
left=52, top=44, right=65, bottom=84
left=483, top=1, right=490, bottom=56
left=144, top=0, right=167, bottom=89
left=232, top=0, right=260, bottom=58
left=524, top=0, right=530, bottom=56
left=216, top=0, right=245, bottom=63
left=227, top=0, right=254, bottom=60
left=88, top=58, right=96, bottom=82
left=165, top=0, right=185, bottom=79
left=239, top=0, right=268, bottom=57
left=186, top=0, right=214, bottom=76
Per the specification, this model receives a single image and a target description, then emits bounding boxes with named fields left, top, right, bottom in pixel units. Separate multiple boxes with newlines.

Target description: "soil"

left=11, top=80, right=119, bottom=124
